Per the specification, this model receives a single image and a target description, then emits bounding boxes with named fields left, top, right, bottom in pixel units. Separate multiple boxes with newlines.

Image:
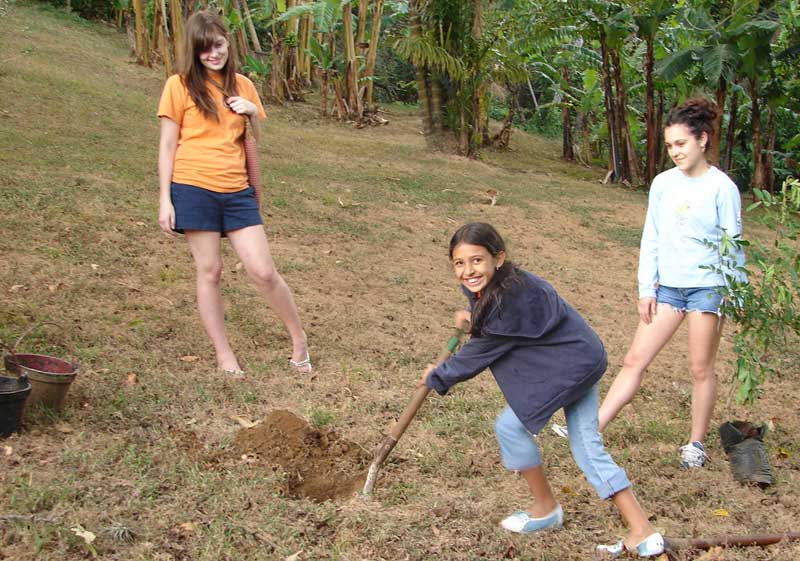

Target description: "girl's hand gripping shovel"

left=361, top=319, right=469, bottom=496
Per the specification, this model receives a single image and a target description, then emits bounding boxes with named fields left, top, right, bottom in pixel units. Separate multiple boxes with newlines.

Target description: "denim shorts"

left=171, top=182, right=262, bottom=235
left=656, top=285, right=724, bottom=314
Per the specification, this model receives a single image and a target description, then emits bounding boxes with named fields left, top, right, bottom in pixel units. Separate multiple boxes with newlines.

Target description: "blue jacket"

left=426, top=270, right=607, bottom=435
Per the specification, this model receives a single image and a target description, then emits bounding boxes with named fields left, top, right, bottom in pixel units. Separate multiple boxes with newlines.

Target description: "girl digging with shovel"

left=420, top=223, right=663, bottom=558
left=157, top=10, right=311, bottom=376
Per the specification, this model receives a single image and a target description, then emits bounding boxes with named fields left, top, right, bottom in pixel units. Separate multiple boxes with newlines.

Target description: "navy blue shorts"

left=171, top=182, right=262, bottom=236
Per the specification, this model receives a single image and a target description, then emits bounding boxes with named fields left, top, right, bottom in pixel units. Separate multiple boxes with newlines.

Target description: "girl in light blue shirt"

left=598, top=98, right=745, bottom=469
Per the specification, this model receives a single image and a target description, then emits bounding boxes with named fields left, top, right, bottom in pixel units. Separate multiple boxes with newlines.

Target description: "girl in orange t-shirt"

left=157, top=10, right=311, bottom=376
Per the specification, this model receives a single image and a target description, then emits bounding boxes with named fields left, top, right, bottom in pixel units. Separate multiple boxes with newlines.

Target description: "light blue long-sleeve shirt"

left=638, top=165, right=746, bottom=299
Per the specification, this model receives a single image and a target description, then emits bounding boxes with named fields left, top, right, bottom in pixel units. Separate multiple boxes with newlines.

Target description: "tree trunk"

left=429, top=73, right=443, bottom=135
left=151, top=0, right=161, bottom=58
left=357, top=0, right=369, bottom=56
left=132, top=0, right=149, bottom=66
left=239, top=0, right=261, bottom=52
left=228, top=0, right=248, bottom=65
left=644, top=34, right=657, bottom=185
left=364, top=0, right=384, bottom=110
left=342, top=2, right=361, bottom=119
left=459, top=105, right=469, bottom=156
left=610, top=46, right=636, bottom=184
left=762, top=104, right=777, bottom=193
left=561, top=66, right=574, bottom=161
left=270, top=34, right=285, bottom=102
left=493, top=84, right=516, bottom=149
left=709, top=77, right=727, bottom=166
left=296, top=9, right=309, bottom=86
left=723, top=86, right=739, bottom=171
left=750, top=76, right=763, bottom=193
left=599, top=29, right=620, bottom=182
left=159, top=0, right=173, bottom=76
left=656, top=91, right=666, bottom=175
left=333, top=78, right=347, bottom=119
left=285, top=0, right=299, bottom=86
left=320, top=71, right=329, bottom=116
left=409, top=0, right=432, bottom=136
left=469, top=0, right=485, bottom=158
left=169, top=0, right=184, bottom=54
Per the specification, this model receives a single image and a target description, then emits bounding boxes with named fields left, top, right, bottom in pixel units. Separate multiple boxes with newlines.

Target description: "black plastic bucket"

left=0, top=374, right=31, bottom=438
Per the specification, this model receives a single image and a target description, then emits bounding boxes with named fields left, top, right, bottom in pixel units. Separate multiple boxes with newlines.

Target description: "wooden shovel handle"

left=361, top=321, right=468, bottom=496
left=389, top=326, right=466, bottom=439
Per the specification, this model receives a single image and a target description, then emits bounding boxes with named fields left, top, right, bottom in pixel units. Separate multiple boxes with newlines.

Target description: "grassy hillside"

left=1, top=3, right=799, bottom=560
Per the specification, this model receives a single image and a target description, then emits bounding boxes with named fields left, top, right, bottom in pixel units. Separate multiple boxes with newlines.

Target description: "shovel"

left=361, top=319, right=469, bottom=496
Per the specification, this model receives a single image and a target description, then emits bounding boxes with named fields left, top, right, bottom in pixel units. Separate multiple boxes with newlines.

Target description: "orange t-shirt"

left=157, top=72, right=266, bottom=193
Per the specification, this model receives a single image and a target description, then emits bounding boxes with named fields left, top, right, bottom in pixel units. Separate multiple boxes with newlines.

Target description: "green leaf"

left=655, top=48, right=699, bottom=82
left=729, top=19, right=779, bottom=37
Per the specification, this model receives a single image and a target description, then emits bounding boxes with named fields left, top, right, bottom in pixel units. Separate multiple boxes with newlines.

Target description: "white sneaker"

left=680, top=441, right=708, bottom=469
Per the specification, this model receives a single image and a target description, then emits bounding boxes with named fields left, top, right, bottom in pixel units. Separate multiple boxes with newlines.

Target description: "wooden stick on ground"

left=666, top=532, right=800, bottom=553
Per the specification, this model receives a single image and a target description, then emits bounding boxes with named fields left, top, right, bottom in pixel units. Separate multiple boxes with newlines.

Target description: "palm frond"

left=393, top=35, right=465, bottom=78
left=655, top=47, right=700, bottom=82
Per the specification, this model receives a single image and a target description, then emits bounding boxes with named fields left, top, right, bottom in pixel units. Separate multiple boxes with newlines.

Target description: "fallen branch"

left=666, top=532, right=800, bottom=553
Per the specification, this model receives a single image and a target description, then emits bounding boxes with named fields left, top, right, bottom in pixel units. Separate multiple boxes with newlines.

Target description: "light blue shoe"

left=500, top=504, right=563, bottom=534
left=596, top=532, right=665, bottom=558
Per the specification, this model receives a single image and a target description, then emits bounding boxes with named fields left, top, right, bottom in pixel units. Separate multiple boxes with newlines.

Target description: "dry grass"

left=1, top=3, right=799, bottom=560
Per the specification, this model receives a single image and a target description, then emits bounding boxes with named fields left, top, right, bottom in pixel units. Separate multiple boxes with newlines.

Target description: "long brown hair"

left=178, top=10, right=239, bottom=121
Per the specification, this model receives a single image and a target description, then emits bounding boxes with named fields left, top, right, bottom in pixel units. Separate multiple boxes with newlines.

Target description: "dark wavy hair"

left=665, top=97, right=720, bottom=153
left=178, top=10, right=239, bottom=122
left=449, top=223, right=521, bottom=336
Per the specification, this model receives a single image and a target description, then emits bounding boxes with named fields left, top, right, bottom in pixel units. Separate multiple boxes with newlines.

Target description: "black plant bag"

left=719, top=421, right=773, bottom=488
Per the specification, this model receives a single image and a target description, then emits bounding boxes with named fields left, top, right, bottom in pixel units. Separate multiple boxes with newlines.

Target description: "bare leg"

left=611, top=488, right=656, bottom=548
left=226, top=225, right=309, bottom=366
left=185, top=230, right=240, bottom=371
left=598, top=304, right=685, bottom=431
left=686, top=312, right=724, bottom=443
left=519, top=466, right=558, bottom=517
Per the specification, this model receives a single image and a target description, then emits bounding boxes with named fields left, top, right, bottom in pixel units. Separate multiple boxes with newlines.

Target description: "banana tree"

left=655, top=2, right=779, bottom=180
left=632, top=0, right=674, bottom=185
left=305, top=35, right=335, bottom=114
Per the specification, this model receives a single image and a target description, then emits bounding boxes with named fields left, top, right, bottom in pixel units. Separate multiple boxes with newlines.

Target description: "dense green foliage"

left=712, top=178, right=800, bottom=403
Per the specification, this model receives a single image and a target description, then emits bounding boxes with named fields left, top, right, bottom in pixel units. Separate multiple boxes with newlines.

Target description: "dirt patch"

left=235, top=409, right=369, bottom=502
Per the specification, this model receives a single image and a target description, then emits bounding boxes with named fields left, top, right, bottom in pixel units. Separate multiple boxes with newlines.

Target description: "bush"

left=713, top=178, right=800, bottom=403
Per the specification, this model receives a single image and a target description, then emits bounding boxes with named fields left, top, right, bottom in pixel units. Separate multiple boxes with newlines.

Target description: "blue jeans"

left=495, top=384, right=631, bottom=500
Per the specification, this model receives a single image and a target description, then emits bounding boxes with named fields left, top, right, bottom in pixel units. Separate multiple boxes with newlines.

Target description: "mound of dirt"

left=235, top=409, right=369, bottom=502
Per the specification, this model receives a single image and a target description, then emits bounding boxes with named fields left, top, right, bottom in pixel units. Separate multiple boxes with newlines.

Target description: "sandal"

left=220, top=368, right=245, bottom=379
left=596, top=532, right=664, bottom=558
left=289, top=354, right=312, bottom=373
